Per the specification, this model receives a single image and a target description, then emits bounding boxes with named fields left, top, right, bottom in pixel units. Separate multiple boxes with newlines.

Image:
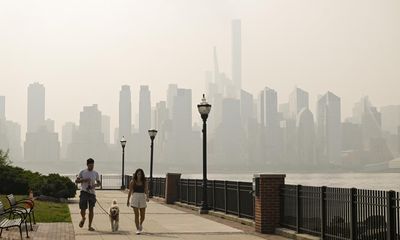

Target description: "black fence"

left=124, top=175, right=165, bottom=198
left=281, top=184, right=400, bottom=240
left=152, top=177, right=166, bottom=198
left=178, top=179, right=254, bottom=220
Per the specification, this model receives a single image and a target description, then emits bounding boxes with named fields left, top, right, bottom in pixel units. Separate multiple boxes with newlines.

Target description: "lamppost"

left=148, top=129, right=158, bottom=198
left=120, top=136, right=127, bottom=190
left=197, top=94, right=211, bottom=214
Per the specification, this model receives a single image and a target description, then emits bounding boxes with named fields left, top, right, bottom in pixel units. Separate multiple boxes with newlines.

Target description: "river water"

left=182, top=173, right=400, bottom=192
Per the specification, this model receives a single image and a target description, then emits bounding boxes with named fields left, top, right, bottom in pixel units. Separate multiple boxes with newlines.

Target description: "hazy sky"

left=1, top=0, right=400, bottom=140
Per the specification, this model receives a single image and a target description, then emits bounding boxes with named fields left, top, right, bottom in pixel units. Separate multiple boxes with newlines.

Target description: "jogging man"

left=75, top=158, right=101, bottom=231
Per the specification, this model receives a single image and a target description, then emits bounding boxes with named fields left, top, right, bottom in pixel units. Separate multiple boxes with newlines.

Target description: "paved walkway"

left=69, top=191, right=287, bottom=240
left=0, top=223, right=74, bottom=240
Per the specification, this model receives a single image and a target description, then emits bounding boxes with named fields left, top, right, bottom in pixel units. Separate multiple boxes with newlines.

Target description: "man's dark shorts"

left=79, top=191, right=96, bottom=210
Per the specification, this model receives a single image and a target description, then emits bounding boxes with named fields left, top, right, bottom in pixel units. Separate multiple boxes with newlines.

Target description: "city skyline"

left=1, top=0, right=400, bottom=137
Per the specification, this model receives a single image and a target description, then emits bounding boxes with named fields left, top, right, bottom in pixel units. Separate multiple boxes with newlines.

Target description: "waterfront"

left=183, top=173, right=400, bottom=192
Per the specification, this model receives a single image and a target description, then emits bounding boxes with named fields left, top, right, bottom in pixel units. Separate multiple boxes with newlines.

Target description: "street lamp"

left=148, top=129, right=158, bottom=198
left=197, top=94, right=211, bottom=214
left=120, top=136, right=127, bottom=190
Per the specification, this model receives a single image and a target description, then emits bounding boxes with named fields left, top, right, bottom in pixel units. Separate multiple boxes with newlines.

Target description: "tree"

left=0, top=149, right=11, bottom=166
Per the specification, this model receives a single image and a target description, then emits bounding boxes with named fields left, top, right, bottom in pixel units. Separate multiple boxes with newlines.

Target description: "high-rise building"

left=279, top=103, right=290, bottom=120
left=119, top=85, right=132, bottom=140
left=259, top=87, right=278, bottom=129
left=27, top=83, right=45, bottom=133
left=316, top=92, right=341, bottom=164
left=257, top=87, right=281, bottom=164
left=5, top=120, right=23, bottom=161
left=45, top=119, right=55, bottom=133
left=155, top=101, right=168, bottom=131
left=167, top=84, right=178, bottom=118
left=289, top=87, right=309, bottom=120
left=171, top=88, right=192, bottom=132
left=61, top=122, right=77, bottom=159
left=213, top=98, right=245, bottom=167
left=24, top=127, right=60, bottom=162
left=0, top=96, right=5, bottom=120
left=240, top=90, right=254, bottom=125
left=381, top=105, right=400, bottom=134
left=350, top=97, right=392, bottom=163
left=232, top=19, right=242, bottom=97
left=296, top=108, right=315, bottom=165
left=67, top=104, right=108, bottom=162
left=139, top=86, right=151, bottom=133
left=101, top=115, right=110, bottom=144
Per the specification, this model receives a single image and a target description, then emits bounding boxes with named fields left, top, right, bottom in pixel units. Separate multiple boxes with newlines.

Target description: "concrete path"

left=68, top=190, right=285, bottom=240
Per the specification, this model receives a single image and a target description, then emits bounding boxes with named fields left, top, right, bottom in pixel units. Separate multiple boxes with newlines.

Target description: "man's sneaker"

left=136, top=230, right=141, bottom=235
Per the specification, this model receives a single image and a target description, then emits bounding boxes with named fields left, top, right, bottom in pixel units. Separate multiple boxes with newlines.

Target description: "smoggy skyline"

left=1, top=0, right=400, bottom=137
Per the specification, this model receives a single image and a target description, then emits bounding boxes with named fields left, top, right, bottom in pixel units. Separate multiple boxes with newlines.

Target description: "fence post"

left=194, top=179, right=197, bottom=206
left=213, top=180, right=216, bottom=211
left=254, top=174, right=286, bottom=234
left=296, top=185, right=301, bottom=233
left=224, top=181, right=228, bottom=214
left=387, top=190, right=396, bottom=240
left=237, top=182, right=241, bottom=218
left=187, top=179, right=189, bottom=204
left=100, top=174, right=103, bottom=190
left=350, top=188, right=357, bottom=240
left=165, top=173, right=181, bottom=204
left=320, top=186, right=326, bottom=239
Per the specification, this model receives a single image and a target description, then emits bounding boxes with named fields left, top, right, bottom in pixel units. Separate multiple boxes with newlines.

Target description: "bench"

left=6, top=194, right=35, bottom=231
left=0, top=201, right=29, bottom=239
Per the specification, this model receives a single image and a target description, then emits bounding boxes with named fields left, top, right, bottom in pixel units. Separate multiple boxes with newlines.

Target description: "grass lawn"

left=0, top=195, right=71, bottom=222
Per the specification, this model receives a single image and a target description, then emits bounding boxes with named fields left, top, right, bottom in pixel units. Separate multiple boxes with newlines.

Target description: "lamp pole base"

left=199, top=206, right=209, bottom=214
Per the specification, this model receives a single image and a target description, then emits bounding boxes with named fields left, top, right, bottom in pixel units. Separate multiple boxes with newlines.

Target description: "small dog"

left=109, top=199, right=120, bottom=232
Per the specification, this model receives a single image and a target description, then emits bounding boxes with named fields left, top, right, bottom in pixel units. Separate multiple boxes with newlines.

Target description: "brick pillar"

left=165, top=173, right=181, bottom=204
left=254, top=174, right=286, bottom=234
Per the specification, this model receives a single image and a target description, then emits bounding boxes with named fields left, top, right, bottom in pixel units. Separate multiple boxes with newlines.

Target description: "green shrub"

left=0, top=165, right=77, bottom=199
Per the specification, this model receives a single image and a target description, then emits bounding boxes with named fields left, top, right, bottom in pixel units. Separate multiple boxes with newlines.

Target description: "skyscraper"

left=240, top=90, right=254, bottom=125
left=259, top=87, right=278, bottom=129
left=171, top=88, right=192, bottom=132
left=61, top=122, right=77, bottom=159
left=289, top=87, right=309, bottom=120
left=231, top=19, right=242, bottom=97
left=316, top=92, right=341, bottom=164
left=297, top=108, right=316, bottom=165
left=119, top=85, right=132, bottom=140
left=0, top=96, right=5, bottom=120
left=258, top=87, right=281, bottom=164
left=101, top=115, right=110, bottom=144
left=381, top=105, right=400, bottom=134
left=67, top=104, right=107, bottom=162
left=139, top=85, right=151, bottom=133
left=167, top=84, right=178, bottom=118
left=45, top=119, right=55, bottom=132
left=27, top=83, right=45, bottom=133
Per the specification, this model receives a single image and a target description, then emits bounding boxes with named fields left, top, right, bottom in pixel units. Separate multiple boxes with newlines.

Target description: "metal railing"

left=178, top=179, right=254, bottom=220
left=124, top=175, right=165, bottom=198
left=152, top=177, right=166, bottom=198
left=281, top=184, right=400, bottom=239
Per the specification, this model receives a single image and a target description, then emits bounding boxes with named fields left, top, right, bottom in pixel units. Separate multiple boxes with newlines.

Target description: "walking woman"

left=127, top=168, right=149, bottom=235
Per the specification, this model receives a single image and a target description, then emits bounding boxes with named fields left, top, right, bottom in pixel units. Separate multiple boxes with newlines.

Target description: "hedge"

left=0, top=165, right=77, bottom=199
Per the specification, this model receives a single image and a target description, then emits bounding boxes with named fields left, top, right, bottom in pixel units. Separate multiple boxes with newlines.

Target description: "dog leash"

left=96, top=199, right=111, bottom=217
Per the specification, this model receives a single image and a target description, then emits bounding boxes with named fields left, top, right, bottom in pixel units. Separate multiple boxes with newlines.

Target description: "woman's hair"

left=133, top=168, right=146, bottom=183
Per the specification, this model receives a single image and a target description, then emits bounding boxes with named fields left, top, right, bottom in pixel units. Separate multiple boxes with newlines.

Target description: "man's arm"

left=95, top=173, right=101, bottom=187
left=75, top=172, right=85, bottom=183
